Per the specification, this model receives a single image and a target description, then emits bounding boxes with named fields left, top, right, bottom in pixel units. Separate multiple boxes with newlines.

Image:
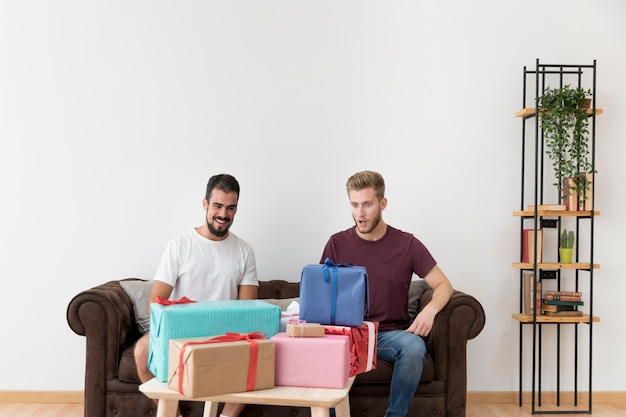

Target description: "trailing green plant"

left=538, top=84, right=596, bottom=205
left=560, top=229, right=574, bottom=249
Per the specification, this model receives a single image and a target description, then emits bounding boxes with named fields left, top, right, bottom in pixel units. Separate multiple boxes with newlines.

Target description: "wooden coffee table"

left=139, top=377, right=355, bottom=417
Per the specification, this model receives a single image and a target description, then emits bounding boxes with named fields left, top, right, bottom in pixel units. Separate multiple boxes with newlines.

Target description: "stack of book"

left=541, top=291, right=583, bottom=317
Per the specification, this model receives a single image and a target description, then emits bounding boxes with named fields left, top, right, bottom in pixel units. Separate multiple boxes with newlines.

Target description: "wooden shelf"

left=512, top=313, right=600, bottom=324
left=515, top=108, right=603, bottom=118
left=513, top=62, right=599, bottom=414
left=513, top=210, right=599, bottom=217
left=512, top=262, right=600, bottom=269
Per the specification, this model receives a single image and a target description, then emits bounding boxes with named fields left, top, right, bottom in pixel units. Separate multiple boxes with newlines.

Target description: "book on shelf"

left=542, top=310, right=584, bottom=317
left=541, top=303, right=578, bottom=312
left=543, top=299, right=584, bottom=306
left=544, top=290, right=583, bottom=297
left=543, top=294, right=582, bottom=302
left=523, top=272, right=541, bottom=315
left=527, top=204, right=566, bottom=212
left=522, top=229, right=543, bottom=263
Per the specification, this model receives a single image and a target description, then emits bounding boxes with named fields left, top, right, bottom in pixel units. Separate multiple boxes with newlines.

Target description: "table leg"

left=203, top=401, right=220, bottom=417
left=334, top=395, right=351, bottom=417
left=155, top=398, right=179, bottom=417
left=310, top=406, right=331, bottom=417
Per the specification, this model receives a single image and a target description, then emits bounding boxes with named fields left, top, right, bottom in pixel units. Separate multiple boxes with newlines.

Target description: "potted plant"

left=559, top=229, right=574, bottom=263
left=538, top=84, right=596, bottom=210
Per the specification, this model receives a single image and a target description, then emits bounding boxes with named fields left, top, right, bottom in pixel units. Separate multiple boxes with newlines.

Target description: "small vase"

left=559, top=248, right=573, bottom=264
left=562, top=177, right=579, bottom=211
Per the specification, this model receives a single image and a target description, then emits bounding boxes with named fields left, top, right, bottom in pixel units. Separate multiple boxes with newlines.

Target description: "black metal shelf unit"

left=514, top=59, right=599, bottom=415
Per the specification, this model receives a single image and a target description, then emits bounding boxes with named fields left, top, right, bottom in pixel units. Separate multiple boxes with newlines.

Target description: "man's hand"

left=406, top=305, right=437, bottom=337
left=406, top=265, right=454, bottom=337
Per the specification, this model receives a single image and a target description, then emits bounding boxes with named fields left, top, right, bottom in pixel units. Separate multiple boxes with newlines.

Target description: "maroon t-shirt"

left=320, top=225, right=437, bottom=331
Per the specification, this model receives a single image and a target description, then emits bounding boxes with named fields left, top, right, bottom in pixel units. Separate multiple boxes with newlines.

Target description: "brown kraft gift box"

left=168, top=333, right=275, bottom=398
left=286, top=322, right=325, bottom=337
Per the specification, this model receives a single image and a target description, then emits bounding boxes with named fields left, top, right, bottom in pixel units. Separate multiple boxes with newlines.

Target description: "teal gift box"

left=148, top=299, right=281, bottom=382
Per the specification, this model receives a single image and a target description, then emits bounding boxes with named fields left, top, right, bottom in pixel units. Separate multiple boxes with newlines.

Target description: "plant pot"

left=562, top=177, right=579, bottom=211
left=559, top=247, right=573, bottom=264
left=583, top=172, right=594, bottom=211
left=563, top=174, right=593, bottom=211
left=581, top=98, right=592, bottom=109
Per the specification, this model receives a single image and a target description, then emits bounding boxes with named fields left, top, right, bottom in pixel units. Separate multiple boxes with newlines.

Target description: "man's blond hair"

left=346, top=170, right=385, bottom=201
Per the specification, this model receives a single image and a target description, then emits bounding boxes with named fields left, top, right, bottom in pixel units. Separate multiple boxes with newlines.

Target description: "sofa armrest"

left=418, top=288, right=485, bottom=416
left=66, top=279, right=140, bottom=407
left=420, top=289, right=485, bottom=344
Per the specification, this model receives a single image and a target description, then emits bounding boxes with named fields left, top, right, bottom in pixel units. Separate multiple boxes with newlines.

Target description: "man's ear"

left=202, top=198, right=208, bottom=210
left=380, top=197, right=388, bottom=210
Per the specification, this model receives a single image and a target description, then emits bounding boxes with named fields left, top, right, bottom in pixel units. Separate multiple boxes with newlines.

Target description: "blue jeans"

left=377, top=330, right=427, bottom=417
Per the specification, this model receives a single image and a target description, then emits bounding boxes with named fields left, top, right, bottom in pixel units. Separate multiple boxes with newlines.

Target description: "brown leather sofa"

left=67, top=279, right=485, bottom=417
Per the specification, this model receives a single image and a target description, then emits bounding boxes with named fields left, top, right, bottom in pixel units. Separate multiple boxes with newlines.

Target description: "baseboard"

left=0, top=390, right=624, bottom=405
left=467, top=391, right=626, bottom=404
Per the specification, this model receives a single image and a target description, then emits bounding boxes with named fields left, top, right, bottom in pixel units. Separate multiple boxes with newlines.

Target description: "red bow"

left=177, top=332, right=266, bottom=395
left=155, top=295, right=195, bottom=305
left=325, top=322, right=378, bottom=376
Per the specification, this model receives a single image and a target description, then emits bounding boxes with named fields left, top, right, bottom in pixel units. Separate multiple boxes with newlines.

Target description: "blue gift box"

left=299, top=258, right=368, bottom=327
left=148, top=299, right=280, bottom=382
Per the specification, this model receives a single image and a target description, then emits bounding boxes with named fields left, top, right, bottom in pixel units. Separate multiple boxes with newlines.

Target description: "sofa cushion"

left=258, top=280, right=300, bottom=299
left=120, top=279, right=153, bottom=334
left=408, top=279, right=429, bottom=321
left=118, top=343, right=142, bottom=384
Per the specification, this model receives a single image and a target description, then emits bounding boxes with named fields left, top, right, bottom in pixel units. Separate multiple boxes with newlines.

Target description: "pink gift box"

left=270, top=332, right=350, bottom=388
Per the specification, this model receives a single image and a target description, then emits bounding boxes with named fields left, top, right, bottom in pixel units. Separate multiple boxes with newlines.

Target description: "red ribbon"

left=177, top=331, right=266, bottom=395
left=325, top=322, right=378, bottom=376
left=156, top=295, right=196, bottom=305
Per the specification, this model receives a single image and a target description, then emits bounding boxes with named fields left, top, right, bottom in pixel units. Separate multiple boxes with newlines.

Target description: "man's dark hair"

left=205, top=174, right=240, bottom=201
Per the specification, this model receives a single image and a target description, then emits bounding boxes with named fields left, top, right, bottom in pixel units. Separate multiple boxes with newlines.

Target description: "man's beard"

left=207, top=216, right=231, bottom=238
left=354, top=212, right=381, bottom=235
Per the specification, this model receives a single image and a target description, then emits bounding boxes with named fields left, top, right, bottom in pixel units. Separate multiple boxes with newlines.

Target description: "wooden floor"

left=1, top=402, right=625, bottom=417
left=0, top=403, right=83, bottom=417
left=467, top=403, right=626, bottom=417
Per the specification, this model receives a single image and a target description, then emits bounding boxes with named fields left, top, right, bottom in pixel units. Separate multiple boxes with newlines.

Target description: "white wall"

left=1, top=0, right=625, bottom=392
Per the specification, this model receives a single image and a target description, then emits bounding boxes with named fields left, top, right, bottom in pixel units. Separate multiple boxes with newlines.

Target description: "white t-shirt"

left=153, top=228, right=258, bottom=301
